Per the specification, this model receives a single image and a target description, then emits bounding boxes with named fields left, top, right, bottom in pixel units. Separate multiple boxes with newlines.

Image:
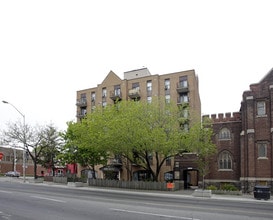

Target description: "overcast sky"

left=0, top=0, right=272, bottom=131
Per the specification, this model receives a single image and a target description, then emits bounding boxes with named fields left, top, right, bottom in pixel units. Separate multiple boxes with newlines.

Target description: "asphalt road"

left=0, top=178, right=273, bottom=220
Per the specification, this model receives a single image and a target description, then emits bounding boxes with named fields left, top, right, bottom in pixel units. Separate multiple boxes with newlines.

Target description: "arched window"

left=219, top=128, right=231, bottom=140
left=219, top=151, right=232, bottom=170
left=258, top=143, right=267, bottom=158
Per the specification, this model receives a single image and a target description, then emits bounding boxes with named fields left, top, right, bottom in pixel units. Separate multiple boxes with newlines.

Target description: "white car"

left=5, top=171, right=20, bottom=177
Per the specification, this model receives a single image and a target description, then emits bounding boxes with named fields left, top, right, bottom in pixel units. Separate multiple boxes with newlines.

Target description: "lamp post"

left=13, top=145, right=17, bottom=172
left=2, top=100, right=26, bottom=182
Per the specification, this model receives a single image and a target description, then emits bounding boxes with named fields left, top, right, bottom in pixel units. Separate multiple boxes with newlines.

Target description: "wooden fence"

left=88, top=179, right=182, bottom=191
left=44, top=176, right=183, bottom=191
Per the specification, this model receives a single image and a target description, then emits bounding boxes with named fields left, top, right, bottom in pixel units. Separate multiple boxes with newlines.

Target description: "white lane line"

left=110, top=208, right=200, bottom=220
left=30, top=195, right=66, bottom=203
left=0, top=190, right=12, bottom=194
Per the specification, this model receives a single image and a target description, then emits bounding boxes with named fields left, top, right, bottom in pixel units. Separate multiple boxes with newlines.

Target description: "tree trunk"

left=34, top=160, right=37, bottom=179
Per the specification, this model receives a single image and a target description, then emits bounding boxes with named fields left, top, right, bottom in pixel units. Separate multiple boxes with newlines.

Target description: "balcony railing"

left=109, top=158, right=122, bottom=166
left=76, top=111, right=87, bottom=118
left=110, top=90, right=122, bottom=101
left=128, top=88, right=141, bottom=99
left=176, top=82, right=189, bottom=93
left=76, top=99, right=87, bottom=107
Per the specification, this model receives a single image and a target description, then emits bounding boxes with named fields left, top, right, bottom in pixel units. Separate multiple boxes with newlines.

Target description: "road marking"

left=30, top=196, right=66, bottom=203
left=110, top=208, right=200, bottom=220
left=0, top=190, right=12, bottom=194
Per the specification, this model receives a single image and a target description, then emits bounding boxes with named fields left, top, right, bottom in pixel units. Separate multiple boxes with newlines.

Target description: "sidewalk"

left=1, top=176, right=272, bottom=203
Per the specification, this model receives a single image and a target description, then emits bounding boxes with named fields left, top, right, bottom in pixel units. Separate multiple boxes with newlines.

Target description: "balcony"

left=110, top=90, right=122, bottom=101
left=176, top=82, right=189, bottom=93
left=76, top=99, right=87, bottom=107
left=128, top=88, right=141, bottom=99
left=76, top=113, right=86, bottom=119
left=109, top=158, right=122, bottom=166
left=76, top=109, right=87, bottom=119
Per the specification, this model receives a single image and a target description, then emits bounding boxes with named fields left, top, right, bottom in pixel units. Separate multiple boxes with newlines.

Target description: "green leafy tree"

left=59, top=114, right=109, bottom=178
left=188, top=117, right=217, bottom=189
left=103, top=99, right=190, bottom=182
left=60, top=99, right=216, bottom=183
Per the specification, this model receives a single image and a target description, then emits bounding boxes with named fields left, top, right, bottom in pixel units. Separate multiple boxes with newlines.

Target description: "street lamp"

left=2, top=100, right=26, bottom=182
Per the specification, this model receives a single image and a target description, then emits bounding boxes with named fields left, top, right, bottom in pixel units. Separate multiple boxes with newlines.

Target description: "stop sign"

left=0, top=152, right=3, bottom=160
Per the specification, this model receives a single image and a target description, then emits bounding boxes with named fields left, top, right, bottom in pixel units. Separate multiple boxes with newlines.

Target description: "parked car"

left=5, top=171, right=20, bottom=177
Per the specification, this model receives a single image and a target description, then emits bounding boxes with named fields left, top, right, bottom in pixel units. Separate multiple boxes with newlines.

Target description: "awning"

left=100, top=165, right=121, bottom=172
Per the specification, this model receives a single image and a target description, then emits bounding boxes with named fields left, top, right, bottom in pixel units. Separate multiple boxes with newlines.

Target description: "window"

left=257, top=101, right=266, bottom=116
left=79, top=93, right=87, bottom=105
left=102, top=88, right=107, bottom=98
left=165, top=79, right=170, bottom=90
left=258, top=143, right=267, bottom=158
left=80, top=108, right=87, bottom=116
left=219, top=128, right=231, bottom=140
left=114, top=85, right=121, bottom=96
left=219, top=151, right=232, bottom=170
left=179, top=76, right=188, bottom=88
left=179, top=94, right=188, bottom=103
left=174, top=171, right=180, bottom=179
left=166, top=157, right=171, bottom=166
left=183, top=123, right=189, bottom=132
left=165, top=94, right=170, bottom=103
left=147, top=80, right=152, bottom=91
left=132, top=82, right=139, bottom=89
left=133, top=170, right=153, bottom=181
left=182, top=108, right=189, bottom=118
left=91, top=92, right=96, bottom=103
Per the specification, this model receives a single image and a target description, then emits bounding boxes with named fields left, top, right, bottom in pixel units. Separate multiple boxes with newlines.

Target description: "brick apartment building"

left=76, top=68, right=201, bottom=182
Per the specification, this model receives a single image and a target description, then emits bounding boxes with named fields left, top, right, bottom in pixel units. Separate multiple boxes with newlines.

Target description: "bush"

left=221, top=183, right=238, bottom=191
left=207, top=185, right=218, bottom=190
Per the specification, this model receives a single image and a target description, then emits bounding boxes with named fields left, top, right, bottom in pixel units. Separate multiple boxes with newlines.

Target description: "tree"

left=187, top=117, right=216, bottom=189
left=59, top=116, right=109, bottom=178
left=2, top=121, right=62, bottom=179
left=37, top=125, right=63, bottom=176
left=60, top=99, right=216, bottom=183
left=106, top=99, right=188, bottom=181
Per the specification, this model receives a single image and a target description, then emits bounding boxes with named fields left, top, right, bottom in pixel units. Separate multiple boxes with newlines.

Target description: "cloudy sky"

left=0, top=0, right=272, bottom=131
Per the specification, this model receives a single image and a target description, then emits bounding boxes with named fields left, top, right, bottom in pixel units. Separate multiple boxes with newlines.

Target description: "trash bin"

left=253, top=186, right=271, bottom=200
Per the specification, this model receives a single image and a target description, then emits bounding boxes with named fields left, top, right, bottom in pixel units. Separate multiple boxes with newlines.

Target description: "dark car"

left=5, top=171, right=20, bottom=177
